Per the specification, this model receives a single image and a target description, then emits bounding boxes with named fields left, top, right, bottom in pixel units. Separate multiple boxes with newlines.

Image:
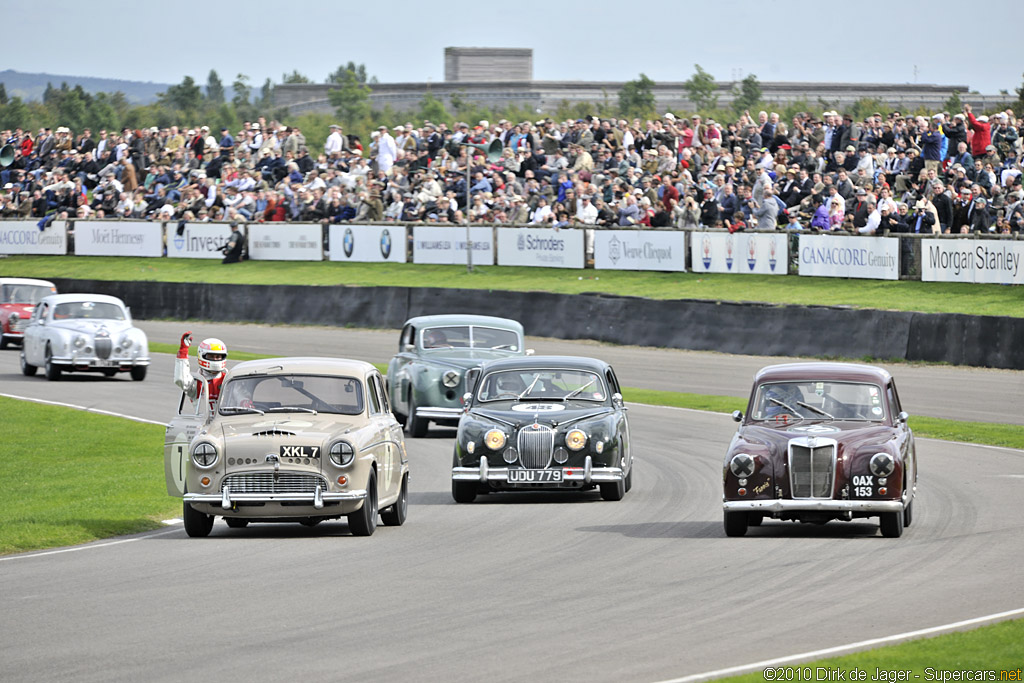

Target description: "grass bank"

left=3, top=255, right=1021, bottom=317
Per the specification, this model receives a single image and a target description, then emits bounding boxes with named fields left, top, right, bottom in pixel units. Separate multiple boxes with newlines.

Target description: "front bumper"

left=54, top=355, right=150, bottom=369
left=414, top=406, right=463, bottom=421
left=723, top=499, right=904, bottom=513
left=452, top=455, right=624, bottom=485
left=186, top=487, right=367, bottom=510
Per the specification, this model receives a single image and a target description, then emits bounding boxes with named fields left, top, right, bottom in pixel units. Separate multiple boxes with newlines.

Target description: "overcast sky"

left=5, top=0, right=1022, bottom=97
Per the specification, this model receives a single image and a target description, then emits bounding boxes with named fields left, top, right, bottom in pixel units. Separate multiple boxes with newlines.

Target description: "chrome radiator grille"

left=517, top=426, right=554, bottom=469
left=788, top=439, right=837, bottom=498
left=10, top=317, right=27, bottom=333
left=95, top=337, right=112, bottom=359
left=222, top=472, right=327, bottom=494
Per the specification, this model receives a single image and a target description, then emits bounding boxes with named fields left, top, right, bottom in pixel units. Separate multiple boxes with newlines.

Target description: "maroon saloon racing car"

left=723, top=363, right=918, bottom=538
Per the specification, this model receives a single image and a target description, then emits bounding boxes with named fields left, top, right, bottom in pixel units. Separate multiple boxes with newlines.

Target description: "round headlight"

left=503, top=447, right=518, bottom=464
left=442, top=370, right=460, bottom=388
left=120, top=334, right=133, bottom=349
left=729, top=453, right=756, bottom=478
left=553, top=447, right=569, bottom=464
left=192, top=442, right=218, bottom=468
left=9, top=312, right=19, bottom=324
left=484, top=429, right=506, bottom=451
left=869, top=452, right=895, bottom=478
left=73, top=335, right=86, bottom=348
left=565, top=429, right=587, bottom=451
left=329, top=441, right=355, bottom=467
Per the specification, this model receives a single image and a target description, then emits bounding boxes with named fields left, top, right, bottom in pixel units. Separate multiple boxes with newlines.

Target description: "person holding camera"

left=220, top=220, right=245, bottom=264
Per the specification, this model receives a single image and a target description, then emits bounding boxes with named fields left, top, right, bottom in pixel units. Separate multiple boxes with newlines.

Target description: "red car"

left=0, top=278, right=56, bottom=349
left=723, top=362, right=918, bottom=538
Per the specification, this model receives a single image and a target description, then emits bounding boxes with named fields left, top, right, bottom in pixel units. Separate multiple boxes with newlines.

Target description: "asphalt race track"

left=1, top=324, right=1022, bottom=683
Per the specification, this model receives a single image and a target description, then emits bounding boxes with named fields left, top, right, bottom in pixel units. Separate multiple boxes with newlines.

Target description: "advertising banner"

left=165, top=222, right=237, bottom=259
left=412, top=226, right=494, bottom=265
left=247, top=223, right=323, bottom=261
left=920, top=238, right=1024, bottom=285
left=593, top=230, right=686, bottom=271
left=497, top=227, right=585, bottom=269
left=74, top=220, right=163, bottom=257
left=797, top=234, right=898, bottom=280
left=690, top=231, right=789, bottom=275
left=328, top=224, right=408, bottom=263
left=0, top=220, right=67, bottom=255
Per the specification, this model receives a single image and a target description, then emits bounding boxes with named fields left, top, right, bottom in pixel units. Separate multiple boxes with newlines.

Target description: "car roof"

left=0, top=278, right=56, bottom=288
left=228, top=357, right=379, bottom=378
left=40, top=293, right=126, bottom=306
left=755, top=362, right=892, bottom=385
left=478, top=355, right=612, bottom=374
left=404, top=314, right=524, bottom=333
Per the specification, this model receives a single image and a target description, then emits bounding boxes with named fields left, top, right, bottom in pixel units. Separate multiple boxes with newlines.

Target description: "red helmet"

left=197, top=338, right=227, bottom=374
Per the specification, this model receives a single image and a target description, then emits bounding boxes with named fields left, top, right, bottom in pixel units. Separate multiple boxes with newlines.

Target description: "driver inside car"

left=423, top=329, right=448, bottom=348
left=763, top=383, right=805, bottom=417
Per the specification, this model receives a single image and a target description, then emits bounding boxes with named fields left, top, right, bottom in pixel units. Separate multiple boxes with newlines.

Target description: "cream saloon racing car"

left=165, top=357, right=410, bottom=537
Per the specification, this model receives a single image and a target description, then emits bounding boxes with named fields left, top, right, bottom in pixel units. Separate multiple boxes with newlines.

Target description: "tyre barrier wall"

left=49, top=278, right=1024, bottom=370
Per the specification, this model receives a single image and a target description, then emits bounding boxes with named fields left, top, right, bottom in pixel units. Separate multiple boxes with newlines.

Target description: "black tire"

left=44, top=346, right=61, bottom=381
left=20, top=352, right=37, bottom=376
left=880, top=509, right=904, bottom=538
left=624, top=464, right=633, bottom=493
left=404, top=393, right=428, bottom=438
left=130, top=365, right=147, bottom=381
left=102, top=368, right=118, bottom=377
left=748, top=514, right=764, bottom=527
left=0, top=336, right=8, bottom=350
left=600, top=477, right=626, bottom=501
left=381, top=473, right=409, bottom=526
left=225, top=518, right=249, bottom=529
left=724, top=511, right=749, bottom=537
left=452, top=478, right=477, bottom=503
left=183, top=501, right=214, bottom=538
left=348, top=470, right=378, bottom=536
left=903, top=499, right=913, bottom=527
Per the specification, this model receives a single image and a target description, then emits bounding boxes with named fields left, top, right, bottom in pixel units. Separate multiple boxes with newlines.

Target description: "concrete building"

left=273, top=47, right=1004, bottom=117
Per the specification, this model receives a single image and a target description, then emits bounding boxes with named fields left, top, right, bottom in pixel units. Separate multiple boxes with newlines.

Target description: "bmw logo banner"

left=328, top=225, right=407, bottom=262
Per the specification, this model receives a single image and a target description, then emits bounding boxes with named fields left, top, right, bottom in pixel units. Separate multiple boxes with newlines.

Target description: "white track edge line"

left=0, top=528, right=182, bottom=562
left=651, top=606, right=1024, bottom=683
left=0, top=392, right=167, bottom=426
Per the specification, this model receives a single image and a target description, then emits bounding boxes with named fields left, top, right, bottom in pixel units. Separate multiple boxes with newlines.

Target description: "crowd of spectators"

left=1, top=102, right=1022, bottom=236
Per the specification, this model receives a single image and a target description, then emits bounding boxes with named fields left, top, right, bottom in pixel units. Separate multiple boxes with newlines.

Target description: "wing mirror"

left=525, top=348, right=535, bottom=356
left=462, top=392, right=473, bottom=411
left=897, top=411, right=909, bottom=424
left=403, top=343, right=415, bottom=353
left=611, top=392, right=624, bottom=409
left=732, top=410, right=744, bottom=422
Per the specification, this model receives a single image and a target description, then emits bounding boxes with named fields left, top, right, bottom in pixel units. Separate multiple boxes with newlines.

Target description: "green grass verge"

left=724, top=618, right=1023, bottom=683
left=151, top=345, right=1024, bottom=450
left=0, top=397, right=177, bottom=555
left=3, top=255, right=1021, bottom=317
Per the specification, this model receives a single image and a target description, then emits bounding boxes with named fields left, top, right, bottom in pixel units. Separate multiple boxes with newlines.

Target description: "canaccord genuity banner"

left=0, top=220, right=67, bottom=255
left=920, top=238, right=1024, bottom=284
left=797, top=234, right=898, bottom=280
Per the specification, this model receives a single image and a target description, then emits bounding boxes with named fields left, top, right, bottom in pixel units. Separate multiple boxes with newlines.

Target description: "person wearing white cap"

left=375, top=125, right=397, bottom=175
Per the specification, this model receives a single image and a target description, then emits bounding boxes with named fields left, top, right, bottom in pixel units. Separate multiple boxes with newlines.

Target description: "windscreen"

left=219, top=374, right=364, bottom=415
left=2, top=284, right=53, bottom=304
left=478, top=369, right=606, bottom=402
left=53, top=301, right=126, bottom=320
left=752, top=381, right=886, bottom=421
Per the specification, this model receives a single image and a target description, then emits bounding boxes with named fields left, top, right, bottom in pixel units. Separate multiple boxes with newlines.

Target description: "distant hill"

left=0, top=70, right=176, bottom=105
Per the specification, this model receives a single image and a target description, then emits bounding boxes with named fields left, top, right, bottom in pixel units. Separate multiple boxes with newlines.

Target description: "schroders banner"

left=920, top=238, right=1024, bottom=285
left=412, top=226, right=494, bottom=265
left=247, top=223, right=323, bottom=261
left=797, top=234, right=898, bottom=280
left=690, top=231, right=789, bottom=275
left=0, top=220, right=67, bottom=255
left=165, top=223, right=236, bottom=259
left=328, top=225, right=407, bottom=263
left=497, top=227, right=585, bottom=269
left=74, top=220, right=163, bottom=257
left=593, top=230, right=686, bottom=271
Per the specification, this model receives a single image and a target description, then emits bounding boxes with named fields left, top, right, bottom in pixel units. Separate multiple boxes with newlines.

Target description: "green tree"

left=327, top=70, right=371, bottom=126
left=0, top=96, right=29, bottom=131
left=281, top=70, right=310, bottom=84
left=683, top=64, right=718, bottom=112
left=0, top=83, right=7, bottom=106
left=416, top=92, right=449, bottom=126
left=618, top=73, right=656, bottom=118
left=327, top=62, right=371, bottom=84
left=159, top=75, right=203, bottom=113
left=731, top=74, right=761, bottom=116
left=944, top=90, right=963, bottom=113
left=258, top=78, right=274, bottom=107
left=206, top=69, right=225, bottom=104
left=232, top=74, right=252, bottom=108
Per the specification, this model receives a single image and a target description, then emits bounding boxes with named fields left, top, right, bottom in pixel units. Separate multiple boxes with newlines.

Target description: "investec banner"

left=690, top=231, right=788, bottom=275
left=497, top=227, right=585, bottom=269
left=165, top=223, right=235, bottom=259
left=412, top=226, right=494, bottom=265
left=328, top=225, right=407, bottom=263
left=921, top=238, right=1024, bottom=285
left=74, top=220, right=163, bottom=257
left=798, top=234, right=898, bottom=280
left=248, top=224, right=323, bottom=261
left=594, top=230, right=685, bottom=271
left=0, top=220, right=67, bottom=255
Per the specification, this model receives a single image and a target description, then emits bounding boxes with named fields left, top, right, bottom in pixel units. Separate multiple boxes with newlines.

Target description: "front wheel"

left=880, top=509, right=904, bottom=538
left=0, top=336, right=8, bottom=350
left=903, top=499, right=914, bottom=527
left=130, top=365, right=147, bottom=381
left=348, top=470, right=378, bottom=536
left=381, top=473, right=409, bottom=526
left=404, top=394, right=428, bottom=438
left=21, top=352, right=37, bottom=376
left=44, top=347, right=61, bottom=381
left=183, top=501, right=214, bottom=537
left=600, top=477, right=625, bottom=501
left=724, top=510, right=749, bottom=537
